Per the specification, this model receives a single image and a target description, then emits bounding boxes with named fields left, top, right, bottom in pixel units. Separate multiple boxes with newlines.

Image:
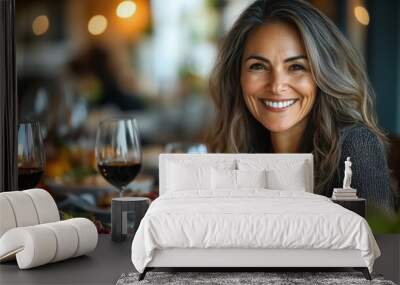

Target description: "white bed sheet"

left=131, top=190, right=380, bottom=273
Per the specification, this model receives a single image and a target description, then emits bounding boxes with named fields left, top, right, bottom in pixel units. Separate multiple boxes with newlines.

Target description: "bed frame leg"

left=354, top=267, right=371, bottom=280
left=138, top=268, right=148, bottom=281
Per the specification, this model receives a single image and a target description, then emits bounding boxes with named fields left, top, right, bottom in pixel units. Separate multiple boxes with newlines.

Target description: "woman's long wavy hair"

left=206, top=0, right=389, bottom=195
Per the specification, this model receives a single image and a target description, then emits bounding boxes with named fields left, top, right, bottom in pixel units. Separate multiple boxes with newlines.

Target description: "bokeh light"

left=32, top=15, right=49, bottom=36
left=116, top=1, right=137, bottom=19
left=88, top=15, right=108, bottom=35
left=354, top=6, right=370, bottom=26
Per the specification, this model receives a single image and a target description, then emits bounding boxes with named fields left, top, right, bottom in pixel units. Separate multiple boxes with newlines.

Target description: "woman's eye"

left=289, top=64, right=305, bottom=71
left=249, top=63, right=266, bottom=71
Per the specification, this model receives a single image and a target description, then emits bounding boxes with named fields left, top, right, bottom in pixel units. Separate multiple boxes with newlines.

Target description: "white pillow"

left=238, top=158, right=311, bottom=192
left=167, top=162, right=211, bottom=191
left=211, top=169, right=267, bottom=190
left=236, top=169, right=267, bottom=188
left=266, top=165, right=307, bottom=191
left=211, top=168, right=236, bottom=190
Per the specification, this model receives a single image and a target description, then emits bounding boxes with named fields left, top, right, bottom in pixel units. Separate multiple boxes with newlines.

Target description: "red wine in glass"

left=18, top=167, right=44, bottom=190
left=95, top=118, right=142, bottom=197
left=17, top=120, right=45, bottom=190
left=97, top=161, right=142, bottom=189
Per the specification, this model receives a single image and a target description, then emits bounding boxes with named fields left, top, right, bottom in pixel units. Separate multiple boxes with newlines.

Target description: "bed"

left=131, top=154, right=380, bottom=281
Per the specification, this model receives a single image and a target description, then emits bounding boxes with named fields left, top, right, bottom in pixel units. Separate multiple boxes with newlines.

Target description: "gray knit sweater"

left=325, top=124, right=396, bottom=211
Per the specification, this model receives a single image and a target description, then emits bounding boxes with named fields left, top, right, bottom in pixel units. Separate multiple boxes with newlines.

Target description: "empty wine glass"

left=17, top=119, right=45, bottom=190
left=95, top=117, right=142, bottom=197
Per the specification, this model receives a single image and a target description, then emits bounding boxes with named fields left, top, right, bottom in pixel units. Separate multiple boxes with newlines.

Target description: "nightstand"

left=331, top=198, right=366, bottom=218
left=112, top=197, right=150, bottom=242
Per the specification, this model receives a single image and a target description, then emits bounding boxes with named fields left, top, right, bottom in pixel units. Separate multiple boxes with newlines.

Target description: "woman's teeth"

left=263, top=99, right=296, bottom=109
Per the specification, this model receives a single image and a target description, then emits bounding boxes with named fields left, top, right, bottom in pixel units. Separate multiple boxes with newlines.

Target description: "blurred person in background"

left=67, top=44, right=147, bottom=111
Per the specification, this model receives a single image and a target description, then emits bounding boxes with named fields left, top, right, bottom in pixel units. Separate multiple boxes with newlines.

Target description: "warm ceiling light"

left=354, top=6, right=370, bottom=25
left=32, top=15, right=49, bottom=36
left=116, top=0, right=137, bottom=19
left=88, top=15, right=108, bottom=35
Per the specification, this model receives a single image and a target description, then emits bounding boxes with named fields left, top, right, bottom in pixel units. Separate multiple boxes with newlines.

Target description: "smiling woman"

left=240, top=21, right=317, bottom=153
left=206, top=0, right=397, bottom=211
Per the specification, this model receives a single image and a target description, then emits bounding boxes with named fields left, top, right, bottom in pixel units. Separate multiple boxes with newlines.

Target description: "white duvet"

left=131, top=190, right=380, bottom=273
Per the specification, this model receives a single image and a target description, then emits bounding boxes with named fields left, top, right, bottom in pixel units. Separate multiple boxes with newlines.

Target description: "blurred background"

left=16, top=0, right=400, bottom=233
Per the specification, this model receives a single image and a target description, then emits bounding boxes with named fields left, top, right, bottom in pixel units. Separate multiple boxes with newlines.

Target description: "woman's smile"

left=259, top=98, right=299, bottom=112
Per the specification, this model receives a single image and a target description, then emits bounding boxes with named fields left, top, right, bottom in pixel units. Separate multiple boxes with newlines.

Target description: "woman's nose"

left=268, top=70, right=289, bottom=94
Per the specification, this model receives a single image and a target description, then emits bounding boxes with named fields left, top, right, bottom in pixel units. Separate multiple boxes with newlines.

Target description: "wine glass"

left=95, top=117, right=142, bottom=197
left=17, top=120, right=45, bottom=190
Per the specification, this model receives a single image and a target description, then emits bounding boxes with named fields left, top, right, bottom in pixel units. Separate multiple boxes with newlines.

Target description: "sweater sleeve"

left=340, top=126, right=395, bottom=211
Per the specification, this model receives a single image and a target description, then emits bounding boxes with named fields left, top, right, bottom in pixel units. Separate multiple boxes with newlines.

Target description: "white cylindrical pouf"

left=0, top=196, right=17, bottom=237
left=1, top=192, right=39, bottom=227
left=0, top=226, right=57, bottom=269
left=63, top=218, right=98, bottom=257
left=0, top=218, right=97, bottom=269
left=42, top=221, right=79, bottom=262
left=24, top=189, right=59, bottom=224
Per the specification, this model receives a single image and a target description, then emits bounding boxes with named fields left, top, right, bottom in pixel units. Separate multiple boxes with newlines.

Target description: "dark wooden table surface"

left=0, top=234, right=134, bottom=285
left=1, top=234, right=399, bottom=285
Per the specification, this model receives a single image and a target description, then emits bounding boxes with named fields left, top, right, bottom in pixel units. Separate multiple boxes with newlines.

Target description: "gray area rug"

left=116, top=271, right=396, bottom=285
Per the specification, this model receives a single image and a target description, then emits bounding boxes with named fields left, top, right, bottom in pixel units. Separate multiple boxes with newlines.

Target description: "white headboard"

left=159, top=153, right=314, bottom=195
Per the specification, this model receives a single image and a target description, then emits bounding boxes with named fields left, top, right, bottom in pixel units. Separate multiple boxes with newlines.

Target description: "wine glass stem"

left=119, top=187, right=125, bottom=197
